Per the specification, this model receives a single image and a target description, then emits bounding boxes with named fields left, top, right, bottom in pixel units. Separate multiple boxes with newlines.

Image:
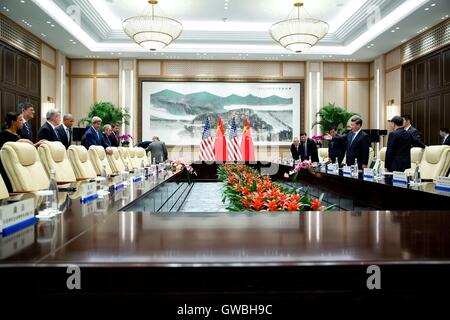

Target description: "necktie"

left=54, top=128, right=60, bottom=140
left=25, top=122, right=30, bottom=135
left=303, top=143, right=307, bottom=159
left=350, top=132, right=357, bottom=146
left=66, top=128, right=71, bottom=145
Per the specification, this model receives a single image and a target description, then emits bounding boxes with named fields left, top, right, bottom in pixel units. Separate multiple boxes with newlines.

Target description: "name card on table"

left=79, top=181, right=98, bottom=204
left=342, top=166, right=352, bottom=177
left=363, top=168, right=375, bottom=181
left=326, top=164, right=339, bottom=175
left=0, top=224, right=34, bottom=259
left=393, top=171, right=408, bottom=185
left=435, top=176, right=450, bottom=192
left=112, top=174, right=125, bottom=191
left=0, top=198, right=36, bottom=236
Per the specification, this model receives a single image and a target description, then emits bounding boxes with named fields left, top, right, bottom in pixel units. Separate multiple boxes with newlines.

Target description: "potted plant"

left=119, top=134, right=133, bottom=147
left=78, top=101, right=130, bottom=127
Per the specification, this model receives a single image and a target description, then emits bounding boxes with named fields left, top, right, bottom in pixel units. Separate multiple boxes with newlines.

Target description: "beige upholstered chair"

left=118, top=147, right=134, bottom=170
left=410, top=147, right=425, bottom=171
left=89, top=145, right=113, bottom=176
left=0, top=142, right=50, bottom=192
left=67, top=145, right=97, bottom=180
left=38, top=141, right=76, bottom=184
left=107, top=147, right=126, bottom=173
left=367, top=147, right=375, bottom=166
left=0, top=174, right=9, bottom=200
left=127, top=147, right=140, bottom=169
left=418, top=146, right=450, bottom=180
left=377, top=147, right=386, bottom=170
left=318, top=148, right=329, bottom=162
left=135, top=147, right=150, bottom=167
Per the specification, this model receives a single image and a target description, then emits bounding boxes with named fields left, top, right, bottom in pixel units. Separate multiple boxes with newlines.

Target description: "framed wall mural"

left=141, top=81, right=302, bottom=145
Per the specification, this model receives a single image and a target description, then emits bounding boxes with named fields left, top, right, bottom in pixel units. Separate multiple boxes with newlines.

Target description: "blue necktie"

left=350, top=132, right=357, bottom=146
left=54, top=128, right=60, bottom=140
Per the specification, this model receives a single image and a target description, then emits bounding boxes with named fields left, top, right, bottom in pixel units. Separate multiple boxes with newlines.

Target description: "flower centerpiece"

left=312, top=135, right=323, bottom=147
left=171, top=159, right=197, bottom=184
left=284, top=160, right=316, bottom=181
left=119, top=134, right=133, bottom=147
left=218, top=164, right=333, bottom=212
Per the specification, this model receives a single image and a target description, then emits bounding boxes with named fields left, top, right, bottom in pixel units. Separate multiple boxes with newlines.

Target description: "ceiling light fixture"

left=269, top=2, right=329, bottom=53
left=122, top=0, right=183, bottom=51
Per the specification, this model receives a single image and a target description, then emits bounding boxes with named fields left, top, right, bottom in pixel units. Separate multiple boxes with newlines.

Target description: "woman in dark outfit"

left=0, top=112, right=40, bottom=192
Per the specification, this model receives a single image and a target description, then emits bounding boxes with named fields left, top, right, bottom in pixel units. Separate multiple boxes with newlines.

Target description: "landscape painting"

left=141, top=81, right=301, bottom=145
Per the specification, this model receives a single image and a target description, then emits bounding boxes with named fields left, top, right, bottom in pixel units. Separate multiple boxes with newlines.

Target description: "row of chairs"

left=0, top=142, right=150, bottom=195
left=318, top=145, right=450, bottom=179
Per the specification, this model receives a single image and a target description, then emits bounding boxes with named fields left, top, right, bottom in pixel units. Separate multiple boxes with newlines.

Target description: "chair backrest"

left=318, top=148, right=328, bottom=162
left=410, top=147, right=424, bottom=170
left=107, top=147, right=125, bottom=173
left=378, top=147, right=387, bottom=169
left=89, top=145, right=112, bottom=176
left=419, top=146, right=450, bottom=180
left=0, top=173, right=9, bottom=200
left=0, top=142, right=50, bottom=192
left=67, top=145, right=97, bottom=180
left=127, top=147, right=140, bottom=169
left=38, top=141, right=76, bottom=184
left=134, top=147, right=150, bottom=167
left=118, top=147, right=133, bottom=170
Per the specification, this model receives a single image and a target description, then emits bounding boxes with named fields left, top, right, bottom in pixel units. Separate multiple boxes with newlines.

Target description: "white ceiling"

left=0, top=0, right=449, bottom=61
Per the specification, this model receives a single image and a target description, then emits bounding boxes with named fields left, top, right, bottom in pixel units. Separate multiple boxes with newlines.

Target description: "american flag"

left=228, top=117, right=242, bottom=161
left=198, top=117, right=215, bottom=160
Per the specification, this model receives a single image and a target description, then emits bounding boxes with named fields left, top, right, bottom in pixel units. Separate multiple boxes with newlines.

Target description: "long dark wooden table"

left=2, top=162, right=450, bottom=309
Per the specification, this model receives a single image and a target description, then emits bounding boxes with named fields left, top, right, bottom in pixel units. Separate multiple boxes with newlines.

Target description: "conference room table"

left=1, top=162, right=450, bottom=306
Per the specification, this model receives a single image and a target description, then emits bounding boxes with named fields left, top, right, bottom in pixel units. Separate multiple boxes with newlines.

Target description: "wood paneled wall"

left=323, top=62, right=370, bottom=126
left=0, top=40, right=40, bottom=138
left=401, top=45, right=450, bottom=145
left=69, top=59, right=119, bottom=123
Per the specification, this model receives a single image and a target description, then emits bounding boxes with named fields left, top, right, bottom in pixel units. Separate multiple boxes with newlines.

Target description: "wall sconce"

left=43, top=96, right=55, bottom=110
left=386, top=99, right=396, bottom=121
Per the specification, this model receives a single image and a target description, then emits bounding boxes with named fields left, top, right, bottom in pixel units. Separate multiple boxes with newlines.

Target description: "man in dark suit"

left=101, top=125, right=113, bottom=155
left=56, top=113, right=74, bottom=149
left=324, top=127, right=347, bottom=165
left=81, top=116, right=102, bottom=150
left=345, top=116, right=370, bottom=169
left=109, top=124, right=120, bottom=147
left=37, top=109, right=62, bottom=142
left=290, top=137, right=301, bottom=160
left=16, top=102, right=35, bottom=141
left=298, top=132, right=319, bottom=163
left=402, top=114, right=424, bottom=145
left=440, top=128, right=450, bottom=146
left=385, top=116, right=425, bottom=172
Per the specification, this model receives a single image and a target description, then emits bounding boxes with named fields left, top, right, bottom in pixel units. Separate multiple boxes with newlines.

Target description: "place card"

left=327, top=164, right=339, bottom=175
left=79, top=181, right=98, bottom=204
left=342, top=166, right=352, bottom=177
left=393, top=171, right=408, bottom=185
left=0, top=224, right=34, bottom=259
left=0, top=198, right=36, bottom=235
left=112, top=174, right=125, bottom=191
left=81, top=200, right=96, bottom=217
left=435, top=176, right=450, bottom=192
left=363, top=168, right=375, bottom=181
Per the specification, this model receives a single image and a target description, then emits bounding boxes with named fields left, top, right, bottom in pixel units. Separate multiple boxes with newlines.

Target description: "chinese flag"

left=214, top=118, right=227, bottom=161
left=240, top=119, right=255, bottom=161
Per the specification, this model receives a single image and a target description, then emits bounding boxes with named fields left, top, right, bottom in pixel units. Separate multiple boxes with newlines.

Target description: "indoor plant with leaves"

left=78, top=101, right=130, bottom=127
left=312, top=102, right=358, bottom=134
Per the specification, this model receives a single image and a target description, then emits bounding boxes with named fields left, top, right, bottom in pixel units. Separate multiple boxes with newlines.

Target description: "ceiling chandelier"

left=269, top=2, right=329, bottom=53
left=122, top=0, right=183, bottom=51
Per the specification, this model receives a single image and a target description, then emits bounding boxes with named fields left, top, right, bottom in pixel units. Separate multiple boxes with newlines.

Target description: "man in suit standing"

left=345, top=116, right=370, bottom=169
left=81, top=116, right=102, bottom=150
left=402, top=114, right=424, bottom=145
left=101, top=124, right=113, bottom=155
left=37, top=109, right=62, bottom=142
left=146, top=136, right=168, bottom=163
left=56, top=114, right=74, bottom=149
left=385, top=116, right=425, bottom=172
left=440, top=128, right=450, bottom=146
left=16, top=102, right=35, bottom=141
left=299, top=132, right=319, bottom=163
left=109, top=124, right=120, bottom=147
left=290, top=137, right=301, bottom=160
left=323, top=127, right=347, bottom=165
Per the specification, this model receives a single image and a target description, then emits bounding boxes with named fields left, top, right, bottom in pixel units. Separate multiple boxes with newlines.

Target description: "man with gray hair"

left=101, top=124, right=113, bottom=155
left=56, top=113, right=74, bottom=149
left=37, top=109, right=62, bottom=142
left=81, top=116, right=102, bottom=150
